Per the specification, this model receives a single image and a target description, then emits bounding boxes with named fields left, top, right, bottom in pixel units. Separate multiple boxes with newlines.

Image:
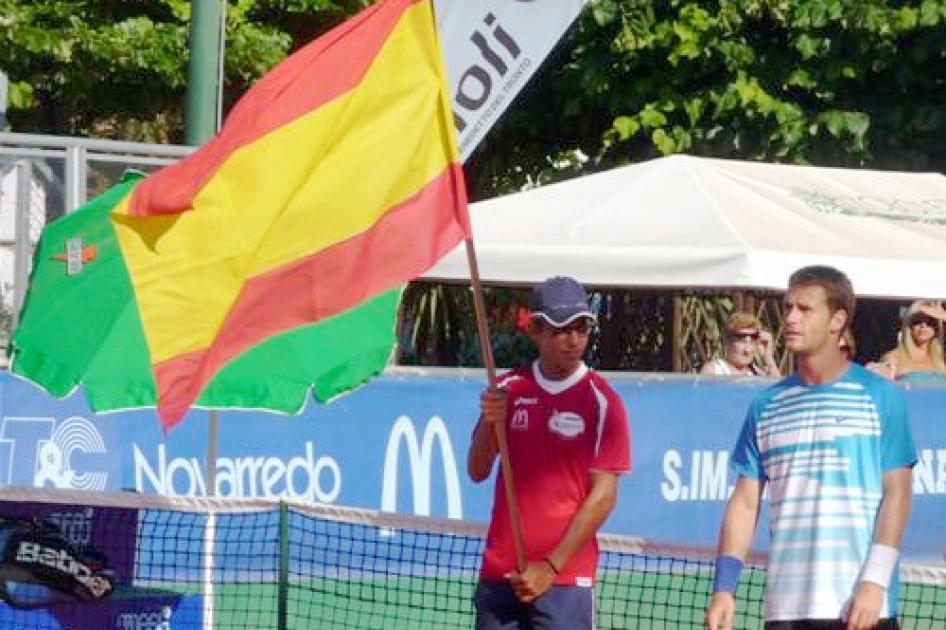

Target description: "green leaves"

left=6, top=0, right=945, bottom=185
left=467, top=0, right=946, bottom=193
left=1, top=0, right=351, bottom=141
left=611, top=116, right=640, bottom=142
left=6, top=80, right=32, bottom=109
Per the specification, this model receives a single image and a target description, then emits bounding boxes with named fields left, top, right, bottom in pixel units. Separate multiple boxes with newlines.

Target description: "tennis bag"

left=0, top=516, right=116, bottom=609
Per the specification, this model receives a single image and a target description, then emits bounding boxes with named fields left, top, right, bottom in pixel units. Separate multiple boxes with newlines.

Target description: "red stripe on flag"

left=129, top=0, right=427, bottom=218
left=152, top=164, right=469, bottom=429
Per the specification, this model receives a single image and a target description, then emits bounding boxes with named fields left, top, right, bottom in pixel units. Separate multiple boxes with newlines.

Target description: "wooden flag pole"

left=464, top=238, right=528, bottom=572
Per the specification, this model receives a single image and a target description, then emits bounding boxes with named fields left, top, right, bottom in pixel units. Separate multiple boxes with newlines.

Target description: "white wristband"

left=861, top=543, right=899, bottom=589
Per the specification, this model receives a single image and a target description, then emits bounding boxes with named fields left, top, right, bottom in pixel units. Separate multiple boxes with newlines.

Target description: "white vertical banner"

left=433, top=0, right=588, bottom=161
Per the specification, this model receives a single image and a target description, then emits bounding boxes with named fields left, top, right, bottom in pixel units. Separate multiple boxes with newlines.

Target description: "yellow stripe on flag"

left=114, top=1, right=457, bottom=364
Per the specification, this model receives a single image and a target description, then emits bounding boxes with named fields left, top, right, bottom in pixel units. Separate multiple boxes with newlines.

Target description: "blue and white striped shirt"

left=731, top=363, right=917, bottom=621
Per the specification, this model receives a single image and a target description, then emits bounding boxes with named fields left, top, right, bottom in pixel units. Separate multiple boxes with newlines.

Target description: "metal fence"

left=0, top=132, right=193, bottom=357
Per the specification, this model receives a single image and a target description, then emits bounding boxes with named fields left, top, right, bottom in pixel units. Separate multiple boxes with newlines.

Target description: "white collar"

left=531, top=360, right=588, bottom=395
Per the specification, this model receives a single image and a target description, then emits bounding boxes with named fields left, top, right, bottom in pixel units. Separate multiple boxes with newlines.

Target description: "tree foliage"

left=468, top=0, right=946, bottom=197
left=0, top=0, right=367, bottom=141
left=5, top=0, right=944, bottom=175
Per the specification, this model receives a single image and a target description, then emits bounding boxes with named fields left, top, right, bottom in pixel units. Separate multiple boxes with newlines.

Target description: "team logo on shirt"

left=548, top=411, right=584, bottom=438
left=511, top=409, right=529, bottom=430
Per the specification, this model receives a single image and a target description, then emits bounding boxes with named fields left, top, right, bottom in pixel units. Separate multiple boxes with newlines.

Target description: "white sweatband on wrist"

left=860, top=543, right=899, bottom=589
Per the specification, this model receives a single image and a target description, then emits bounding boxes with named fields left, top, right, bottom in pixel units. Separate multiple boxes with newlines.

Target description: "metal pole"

left=11, top=161, right=32, bottom=330
left=64, top=144, right=86, bottom=213
left=207, top=409, right=218, bottom=497
left=277, top=501, right=289, bottom=630
left=185, top=0, right=226, bottom=146
left=202, top=409, right=219, bottom=630
left=0, top=72, right=8, bottom=129
left=672, top=295, right=682, bottom=372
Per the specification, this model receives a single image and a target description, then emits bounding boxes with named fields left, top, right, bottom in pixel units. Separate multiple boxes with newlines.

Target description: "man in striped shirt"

left=705, top=265, right=917, bottom=630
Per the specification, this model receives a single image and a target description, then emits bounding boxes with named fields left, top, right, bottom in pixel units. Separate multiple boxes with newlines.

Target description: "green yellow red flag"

left=10, top=0, right=469, bottom=430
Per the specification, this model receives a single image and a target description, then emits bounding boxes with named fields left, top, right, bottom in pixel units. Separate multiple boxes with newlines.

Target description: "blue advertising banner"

left=1, top=369, right=943, bottom=562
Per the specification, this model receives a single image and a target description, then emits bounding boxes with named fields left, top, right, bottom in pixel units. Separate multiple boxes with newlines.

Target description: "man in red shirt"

left=468, top=276, right=632, bottom=630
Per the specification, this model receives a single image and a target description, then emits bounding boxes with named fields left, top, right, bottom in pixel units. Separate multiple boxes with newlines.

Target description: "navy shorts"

left=474, top=581, right=595, bottom=630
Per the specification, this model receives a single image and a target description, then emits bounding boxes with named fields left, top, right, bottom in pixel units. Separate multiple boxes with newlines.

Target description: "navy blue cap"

left=529, top=276, right=595, bottom=327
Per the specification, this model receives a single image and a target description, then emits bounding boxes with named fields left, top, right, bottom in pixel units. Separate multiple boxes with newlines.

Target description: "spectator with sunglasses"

left=468, top=276, right=631, bottom=630
left=701, top=312, right=781, bottom=377
left=869, top=300, right=946, bottom=383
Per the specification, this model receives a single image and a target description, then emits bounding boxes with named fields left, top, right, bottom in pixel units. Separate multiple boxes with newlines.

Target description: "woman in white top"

left=701, top=312, right=781, bottom=377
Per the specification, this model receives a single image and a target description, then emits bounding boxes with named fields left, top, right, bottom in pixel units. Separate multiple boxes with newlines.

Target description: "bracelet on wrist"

left=542, top=557, right=559, bottom=576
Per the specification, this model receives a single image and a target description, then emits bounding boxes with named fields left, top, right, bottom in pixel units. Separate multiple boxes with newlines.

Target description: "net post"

left=202, top=510, right=216, bottom=630
left=203, top=410, right=219, bottom=630
left=278, top=500, right=290, bottom=630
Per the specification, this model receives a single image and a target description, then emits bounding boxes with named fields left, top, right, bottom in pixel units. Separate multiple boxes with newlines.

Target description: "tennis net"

left=0, top=487, right=942, bottom=629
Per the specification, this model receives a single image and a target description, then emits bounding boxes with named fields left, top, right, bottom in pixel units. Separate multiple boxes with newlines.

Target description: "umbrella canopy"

left=10, top=173, right=402, bottom=410
left=426, top=154, right=946, bottom=298
left=8, top=0, right=470, bottom=431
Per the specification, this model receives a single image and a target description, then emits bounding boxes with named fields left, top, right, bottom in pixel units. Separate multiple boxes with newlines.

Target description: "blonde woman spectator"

left=869, top=300, right=946, bottom=383
left=701, top=312, right=781, bottom=377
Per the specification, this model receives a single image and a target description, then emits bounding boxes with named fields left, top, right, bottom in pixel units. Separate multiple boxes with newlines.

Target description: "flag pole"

left=464, top=238, right=527, bottom=572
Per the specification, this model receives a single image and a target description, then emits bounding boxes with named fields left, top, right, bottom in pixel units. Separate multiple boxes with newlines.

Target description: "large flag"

left=10, top=0, right=469, bottom=430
